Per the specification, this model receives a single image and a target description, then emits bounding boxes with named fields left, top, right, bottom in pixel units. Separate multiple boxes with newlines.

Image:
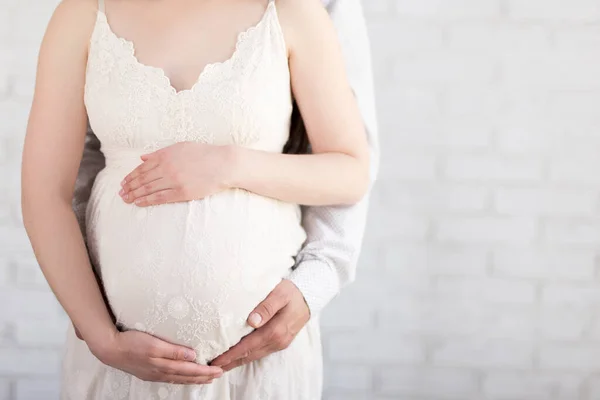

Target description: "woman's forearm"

left=22, top=198, right=117, bottom=355
left=230, top=147, right=369, bottom=206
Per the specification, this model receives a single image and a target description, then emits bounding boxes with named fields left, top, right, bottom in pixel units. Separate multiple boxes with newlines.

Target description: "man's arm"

left=72, top=124, right=105, bottom=241
left=287, top=0, right=379, bottom=316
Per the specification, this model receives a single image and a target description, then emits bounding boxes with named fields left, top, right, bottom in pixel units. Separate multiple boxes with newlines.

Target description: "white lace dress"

left=60, top=1, right=323, bottom=399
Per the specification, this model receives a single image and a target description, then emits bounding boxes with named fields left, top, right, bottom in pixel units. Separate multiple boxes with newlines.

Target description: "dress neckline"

left=95, top=2, right=278, bottom=96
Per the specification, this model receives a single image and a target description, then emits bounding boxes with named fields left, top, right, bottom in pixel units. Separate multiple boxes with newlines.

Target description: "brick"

left=380, top=117, right=493, bottom=150
left=12, top=255, right=49, bottom=289
left=495, top=123, right=562, bottom=155
left=0, top=349, right=61, bottom=375
left=441, top=86, right=503, bottom=117
left=379, top=299, right=520, bottom=337
left=324, top=365, right=373, bottom=391
left=542, top=284, right=600, bottom=308
left=327, top=333, right=426, bottom=364
left=540, top=308, right=589, bottom=340
left=377, top=86, right=440, bottom=126
left=320, top=296, right=375, bottom=331
left=435, top=217, right=537, bottom=244
left=540, top=345, right=600, bottom=370
left=368, top=21, right=443, bottom=55
left=425, top=245, right=489, bottom=276
left=448, top=24, right=550, bottom=52
left=493, top=249, right=596, bottom=280
left=547, top=92, right=600, bottom=117
left=389, top=185, right=488, bottom=214
left=585, top=376, right=600, bottom=400
left=361, top=1, right=391, bottom=16
left=555, top=27, right=600, bottom=50
left=324, top=393, right=373, bottom=400
left=0, top=289, right=62, bottom=323
left=550, top=157, right=600, bottom=185
left=494, top=188, right=597, bottom=217
left=379, top=367, right=479, bottom=399
left=15, top=320, right=66, bottom=347
left=378, top=300, right=474, bottom=335
left=394, top=53, right=496, bottom=85
left=0, top=99, right=29, bottom=138
left=435, top=277, right=536, bottom=305
left=0, top=227, right=31, bottom=255
left=378, top=152, right=437, bottom=181
left=503, top=51, right=600, bottom=89
left=444, top=155, right=543, bottom=182
left=15, top=379, right=60, bottom=400
left=483, top=372, right=582, bottom=400
left=583, top=316, right=600, bottom=341
left=543, top=221, right=600, bottom=247
left=508, top=0, right=600, bottom=21
left=433, top=339, right=534, bottom=368
left=395, top=0, right=501, bottom=18
left=0, top=258, right=10, bottom=287
left=368, top=210, right=430, bottom=241
left=0, top=379, right=9, bottom=400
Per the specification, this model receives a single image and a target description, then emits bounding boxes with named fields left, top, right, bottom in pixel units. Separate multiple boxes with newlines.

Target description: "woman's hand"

left=119, top=142, right=239, bottom=206
left=93, top=330, right=223, bottom=384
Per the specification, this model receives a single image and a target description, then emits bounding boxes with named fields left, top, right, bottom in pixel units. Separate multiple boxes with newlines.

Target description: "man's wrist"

left=286, top=258, right=342, bottom=317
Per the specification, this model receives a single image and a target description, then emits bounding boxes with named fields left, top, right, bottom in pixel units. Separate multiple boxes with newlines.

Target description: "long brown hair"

left=283, top=102, right=310, bottom=155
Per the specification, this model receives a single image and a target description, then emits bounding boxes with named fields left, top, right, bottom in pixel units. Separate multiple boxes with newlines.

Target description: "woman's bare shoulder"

left=274, top=0, right=335, bottom=54
left=46, top=0, right=98, bottom=45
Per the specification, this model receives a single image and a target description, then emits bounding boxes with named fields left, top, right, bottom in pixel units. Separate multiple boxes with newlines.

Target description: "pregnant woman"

left=21, top=0, right=369, bottom=398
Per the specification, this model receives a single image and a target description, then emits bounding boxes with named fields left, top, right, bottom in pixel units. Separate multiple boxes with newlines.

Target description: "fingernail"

left=184, top=350, right=196, bottom=360
left=135, top=199, right=141, bottom=205
left=121, top=180, right=126, bottom=186
left=119, top=189, right=124, bottom=196
left=123, top=194, right=129, bottom=201
left=248, top=313, right=262, bottom=328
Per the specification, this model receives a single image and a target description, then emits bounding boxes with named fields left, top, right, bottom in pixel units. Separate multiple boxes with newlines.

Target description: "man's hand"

left=210, top=280, right=310, bottom=371
left=119, top=142, right=238, bottom=206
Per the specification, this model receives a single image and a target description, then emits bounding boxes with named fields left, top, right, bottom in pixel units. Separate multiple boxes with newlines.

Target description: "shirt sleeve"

left=286, top=0, right=380, bottom=316
left=72, top=125, right=105, bottom=242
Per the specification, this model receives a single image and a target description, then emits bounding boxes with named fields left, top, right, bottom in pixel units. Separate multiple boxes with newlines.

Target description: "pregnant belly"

left=86, top=169, right=306, bottom=364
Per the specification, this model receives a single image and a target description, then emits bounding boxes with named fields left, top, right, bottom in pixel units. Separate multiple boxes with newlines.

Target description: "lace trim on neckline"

left=95, top=1, right=278, bottom=96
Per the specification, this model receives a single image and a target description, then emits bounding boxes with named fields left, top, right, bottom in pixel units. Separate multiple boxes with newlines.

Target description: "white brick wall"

left=2, top=0, right=600, bottom=399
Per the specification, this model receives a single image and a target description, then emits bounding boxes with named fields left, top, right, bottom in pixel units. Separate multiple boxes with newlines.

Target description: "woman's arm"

left=119, top=0, right=369, bottom=207
left=22, top=0, right=221, bottom=383
left=231, top=0, right=370, bottom=205
left=22, top=0, right=117, bottom=353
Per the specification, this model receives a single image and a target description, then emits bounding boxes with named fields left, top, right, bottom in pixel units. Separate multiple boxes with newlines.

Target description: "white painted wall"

left=2, top=0, right=600, bottom=399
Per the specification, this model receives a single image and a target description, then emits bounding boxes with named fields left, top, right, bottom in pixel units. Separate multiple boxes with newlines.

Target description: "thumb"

left=248, top=288, right=288, bottom=329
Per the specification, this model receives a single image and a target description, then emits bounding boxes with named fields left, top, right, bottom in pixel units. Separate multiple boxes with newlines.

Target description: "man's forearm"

left=287, top=194, right=371, bottom=315
left=286, top=0, right=379, bottom=316
left=72, top=126, right=105, bottom=240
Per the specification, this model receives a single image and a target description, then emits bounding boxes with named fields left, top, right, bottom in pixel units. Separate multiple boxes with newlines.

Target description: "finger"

left=126, top=178, right=172, bottom=203
left=161, top=374, right=216, bottom=385
left=220, top=345, right=272, bottom=372
left=122, top=158, right=160, bottom=185
left=248, top=284, right=289, bottom=328
left=140, top=150, right=160, bottom=162
left=152, top=358, right=223, bottom=378
left=121, top=167, right=163, bottom=194
left=148, top=340, right=197, bottom=362
left=133, top=189, right=180, bottom=207
left=210, top=329, right=269, bottom=367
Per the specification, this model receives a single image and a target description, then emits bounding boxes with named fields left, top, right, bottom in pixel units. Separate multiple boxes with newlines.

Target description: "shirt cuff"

left=286, top=259, right=342, bottom=317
